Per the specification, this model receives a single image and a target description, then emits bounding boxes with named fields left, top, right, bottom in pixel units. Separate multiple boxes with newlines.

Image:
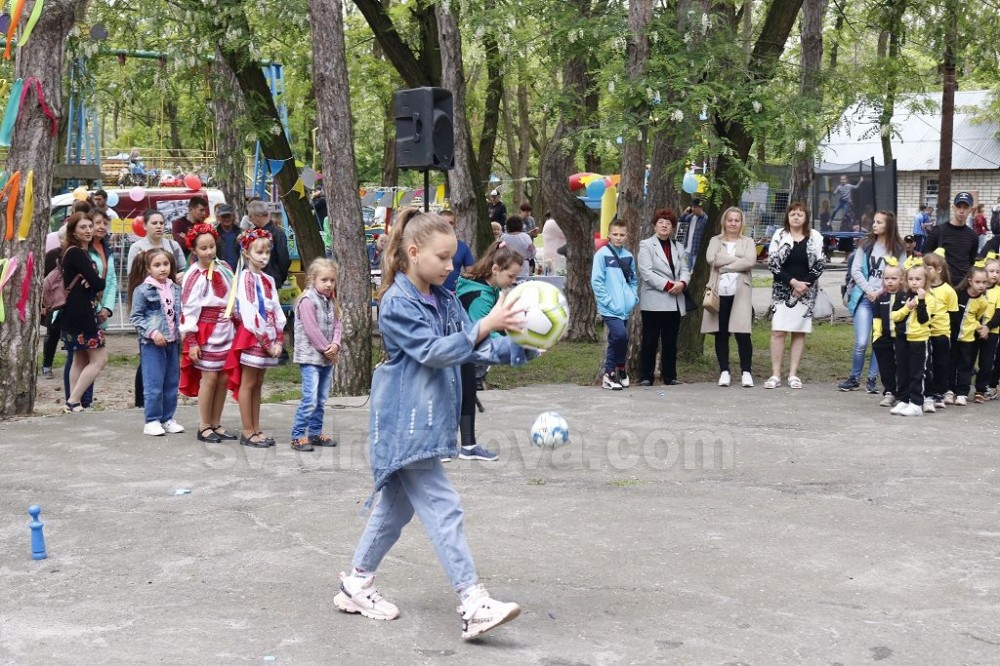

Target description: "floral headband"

left=239, top=227, right=272, bottom=252
left=185, top=222, right=218, bottom=249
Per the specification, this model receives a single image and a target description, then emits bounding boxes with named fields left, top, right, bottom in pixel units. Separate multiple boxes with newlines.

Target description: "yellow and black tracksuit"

left=890, top=291, right=931, bottom=406
left=927, top=282, right=958, bottom=398
left=953, top=290, right=989, bottom=396
left=985, top=285, right=1000, bottom=390
left=872, top=291, right=900, bottom=397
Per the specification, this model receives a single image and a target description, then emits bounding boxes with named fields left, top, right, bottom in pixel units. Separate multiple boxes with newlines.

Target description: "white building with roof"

left=820, top=90, right=1000, bottom=232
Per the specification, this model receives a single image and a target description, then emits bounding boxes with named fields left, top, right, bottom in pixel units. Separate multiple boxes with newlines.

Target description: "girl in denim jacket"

left=334, top=208, right=534, bottom=640
left=128, top=248, right=184, bottom=437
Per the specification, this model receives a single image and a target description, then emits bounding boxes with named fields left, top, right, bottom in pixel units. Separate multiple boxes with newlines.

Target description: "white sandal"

left=763, top=376, right=781, bottom=389
left=788, top=376, right=803, bottom=389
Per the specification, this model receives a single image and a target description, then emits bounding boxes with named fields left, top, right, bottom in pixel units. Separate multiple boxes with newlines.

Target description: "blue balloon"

left=586, top=178, right=606, bottom=199
left=682, top=172, right=698, bottom=194
left=105, top=190, right=119, bottom=207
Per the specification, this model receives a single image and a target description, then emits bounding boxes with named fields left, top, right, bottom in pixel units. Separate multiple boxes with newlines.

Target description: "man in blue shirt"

left=214, top=204, right=241, bottom=269
left=441, top=209, right=475, bottom=291
left=911, top=203, right=931, bottom=253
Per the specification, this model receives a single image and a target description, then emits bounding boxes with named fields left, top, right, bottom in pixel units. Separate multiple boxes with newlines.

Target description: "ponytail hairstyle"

left=921, top=250, right=950, bottom=286
left=463, top=239, right=525, bottom=283
left=956, top=266, right=988, bottom=294
left=377, top=207, right=453, bottom=299
left=127, top=248, right=176, bottom=311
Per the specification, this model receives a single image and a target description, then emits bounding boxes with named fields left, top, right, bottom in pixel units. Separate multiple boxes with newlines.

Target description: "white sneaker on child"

left=954, top=395, right=967, bottom=406
left=922, top=398, right=935, bottom=413
left=741, top=372, right=754, bottom=388
left=944, top=391, right=955, bottom=405
left=459, top=587, right=521, bottom=640
left=901, top=402, right=924, bottom=417
left=334, top=571, right=400, bottom=620
left=143, top=421, right=166, bottom=436
left=878, top=392, right=896, bottom=408
left=161, top=419, right=185, bottom=434
left=890, top=401, right=907, bottom=416
left=718, top=371, right=731, bottom=387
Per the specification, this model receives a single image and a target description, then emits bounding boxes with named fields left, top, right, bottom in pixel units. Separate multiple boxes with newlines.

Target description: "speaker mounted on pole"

left=393, top=87, right=455, bottom=171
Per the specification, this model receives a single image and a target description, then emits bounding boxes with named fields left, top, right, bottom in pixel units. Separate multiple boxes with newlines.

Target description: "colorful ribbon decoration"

left=17, top=169, right=32, bottom=240
left=16, top=251, right=31, bottom=322
left=1, top=170, right=20, bottom=241
left=0, top=78, right=24, bottom=146
left=4, top=0, right=27, bottom=61
left=224, top=255, right=243, bottom=319
left=19, top=0, right=45, bottom=47
left=19, top=78, right=57, bottom=136
left=0, top=255, right=19, bottom=322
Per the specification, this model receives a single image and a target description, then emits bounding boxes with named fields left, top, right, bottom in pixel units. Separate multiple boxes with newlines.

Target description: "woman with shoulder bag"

left=701, top=207, right=756, bottom=387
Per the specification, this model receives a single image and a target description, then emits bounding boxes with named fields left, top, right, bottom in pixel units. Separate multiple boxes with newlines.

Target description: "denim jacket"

left=130, top=282, right=182, bottom=345
left=369, top=273, right=533, bottom=492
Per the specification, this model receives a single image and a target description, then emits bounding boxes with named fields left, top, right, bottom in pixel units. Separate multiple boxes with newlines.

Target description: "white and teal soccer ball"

left=531, top=411, right=570, bottom=448
left=505, top=280, right=570, bottom=350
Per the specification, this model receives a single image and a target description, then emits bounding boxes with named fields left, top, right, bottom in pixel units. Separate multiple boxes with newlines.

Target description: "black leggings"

left=896, top=338, right=927, bottom=406
left=714, top=295, right=752, bottom=373
left=42, top=318, right=61, bottom=368
left=459, top=363, right=477, bottom=447
left=640, top=310, right=681, bottom=383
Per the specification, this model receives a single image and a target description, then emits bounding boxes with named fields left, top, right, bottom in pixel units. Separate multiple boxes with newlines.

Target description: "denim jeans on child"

left=602, top=316, right=628, bottom=373
left=291, top=363, right=333, bottom=439
left=850, top=298, right=879, bottom=380
left=352, top=458, right=477, bottom=591
left=140, top=342, right=179, bottom=424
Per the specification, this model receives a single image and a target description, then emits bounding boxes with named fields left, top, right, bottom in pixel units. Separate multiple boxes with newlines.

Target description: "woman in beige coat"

left=701, top=207, right=756, bottom=387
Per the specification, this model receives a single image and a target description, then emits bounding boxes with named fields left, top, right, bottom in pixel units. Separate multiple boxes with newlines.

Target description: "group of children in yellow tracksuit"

left=871, top=249, right=1000, bottom=416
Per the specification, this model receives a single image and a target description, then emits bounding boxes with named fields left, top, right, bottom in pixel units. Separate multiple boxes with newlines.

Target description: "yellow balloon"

left=72, top=187, right=89, bottom=201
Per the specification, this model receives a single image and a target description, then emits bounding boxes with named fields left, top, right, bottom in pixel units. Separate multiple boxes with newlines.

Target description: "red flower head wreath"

left=184, top=222, right=218, bottom=250
left=239, top=227, right=272, bottom=252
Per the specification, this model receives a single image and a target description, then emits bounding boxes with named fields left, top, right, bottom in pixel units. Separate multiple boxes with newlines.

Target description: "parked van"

left=49, top=187, right=227, bottom=234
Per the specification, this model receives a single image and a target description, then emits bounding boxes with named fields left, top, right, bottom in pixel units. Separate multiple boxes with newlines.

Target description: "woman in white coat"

left=637, top=208, right=691, bottom=386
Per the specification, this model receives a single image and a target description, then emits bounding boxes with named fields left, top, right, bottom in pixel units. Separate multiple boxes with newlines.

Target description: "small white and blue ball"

left=530, top=411, right=570, bottom=448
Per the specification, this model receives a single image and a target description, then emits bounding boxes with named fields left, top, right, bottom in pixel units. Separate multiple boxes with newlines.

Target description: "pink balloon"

left=129, top=186, right=146, bottom=202
left=184, top=174, right=202, bottom=191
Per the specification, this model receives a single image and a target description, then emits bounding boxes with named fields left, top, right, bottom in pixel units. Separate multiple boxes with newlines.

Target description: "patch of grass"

left=751, top=275, right=774, bottom=288
left=106, top=354, right=137, bottom=367
left=527, top=477, right=546, bottom=486
left=608, top=477, right=642, bottom=488
left=264, top=388, right=302, bottom=404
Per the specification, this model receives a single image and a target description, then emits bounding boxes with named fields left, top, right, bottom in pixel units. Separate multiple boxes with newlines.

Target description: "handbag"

left=812, top=289, right=834, bottom=320
left=703, top=272, right=721, bottom=314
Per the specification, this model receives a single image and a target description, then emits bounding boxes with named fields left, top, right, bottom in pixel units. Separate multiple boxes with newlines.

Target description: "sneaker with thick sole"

left=974, top=392, right=986, bottom=404
left=41, top=367, right=53, bottom=379
left=944, top=391, right=955, bottom=405
left=460, top=595, right=521, bottom=640
left=986, top=387, right=999, bottom=400
left=922, top=398, right=936, bottom=413
left=334, top=572, right=400, bottom=620
left=865, top=377, right=878, bottom=394
left=837, top=376, right=860, bottom=392
left=890, top=401, right=908, bottom=415
left=602, top=373, right=623, bottom=391
left=934, top=398, right=946, bottom=409
left=161, top=419, right=185, bottom=434
left=718, top=371, right=731, bottom=387
left=741, top=372, right=754, bottom=388
left=459, top=445, right=498, bottom=461
left=901, top=402, right=924, bottom=417
left=616, top=368, right=630, bottom=388
left=954, top=395, right=967, bottom=406
left=144, top=421, right=166, bottom=436
left=878, top=392, right=896, bottom=408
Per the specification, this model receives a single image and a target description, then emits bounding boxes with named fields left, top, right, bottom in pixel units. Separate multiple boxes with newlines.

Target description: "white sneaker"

left=741, top=372, right=754, bottom=388
left=161, top=419, right=185, bottom=434
left=943, top=391, right=955, bottom=405
left=890, top=401, right=907, bottom=415
left=143, top=421, right=166, bottom=436
left=954, top=395, right=967, bottom=406
left=459, top=592, right=521, bottom=640
left=901, top=402, right=924, bottom=417
left=922, top=398, right=936, bottom=413
left=878, top=392, right=896, bottom=407
left=615, top=369, right=630, bottom=388
left=334, top=571, right=400, bottom=620
left=602, top=373, right=623, bottom=391
left=718, top=371, right=731, bottom=387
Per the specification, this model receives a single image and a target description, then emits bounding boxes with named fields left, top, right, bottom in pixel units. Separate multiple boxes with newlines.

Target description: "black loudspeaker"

left=394, top=87, right=454, bottom=170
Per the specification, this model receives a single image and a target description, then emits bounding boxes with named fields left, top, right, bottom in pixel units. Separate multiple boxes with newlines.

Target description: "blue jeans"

left=140, top=342, right=179, bottom=424
left=352, top=458, right=477, bottom=591
left=291, top=364, right=333, bottom=439
left=602, top=316, right=628, bottom=373
left=850, top=298, right=879, bottom=380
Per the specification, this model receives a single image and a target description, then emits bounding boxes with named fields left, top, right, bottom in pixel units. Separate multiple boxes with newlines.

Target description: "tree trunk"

left=515, top=78, right=531, bottom=209
left=437, top=3, right=490, bottom=252
left=541, top=44, right=597, bottom=343
left=353, top=0, right=435, bottom=87
left=217, top=3, right=326, bottom=268
left=937, top=0, right=957, bottom=223
left=790, top=0, right=828, bottom=201
left=165, top=99, right=184, bottom=155
left=210, top=48, right=248, bottom=221
left=0, top=0, right=86, bottom=416
left=380, top=96, right=398, bottom=188
left=308, top=0, right=372, bottom=395
left=501, top=83, right=519, bottom=203
left=477, top=8, right=503, bottom=184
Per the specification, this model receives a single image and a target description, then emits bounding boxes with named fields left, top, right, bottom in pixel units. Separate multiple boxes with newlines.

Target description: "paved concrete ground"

left=2, top=377, right=999, bottom=665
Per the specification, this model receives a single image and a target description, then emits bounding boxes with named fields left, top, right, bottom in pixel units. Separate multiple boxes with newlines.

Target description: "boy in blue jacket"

left=592, top=219, right=639, bottom=390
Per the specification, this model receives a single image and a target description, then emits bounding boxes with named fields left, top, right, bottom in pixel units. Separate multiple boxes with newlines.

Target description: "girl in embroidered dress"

left=224, top=228, right=286, bottom=448
left=179, top=223, right=238, bottom=443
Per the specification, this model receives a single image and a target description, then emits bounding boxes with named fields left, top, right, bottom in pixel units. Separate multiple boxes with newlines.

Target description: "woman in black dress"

left=61, top=213, right=108, bottom=412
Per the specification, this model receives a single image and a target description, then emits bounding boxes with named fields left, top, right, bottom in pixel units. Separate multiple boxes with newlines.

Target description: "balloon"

left=682, top=172, right=698, bottom=194
left=184, top=174, right=202, bottom=191
left=72, top=186, right=88, bottom=201
left=105, top=190, right=119, bottom=207
left=129, top=186, right=146, bottom=202
left=568, top=172, right=595, bottom=191
left=131, top=218, right=146, bottom=237
left=586, top=178, right=606, bottom=199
